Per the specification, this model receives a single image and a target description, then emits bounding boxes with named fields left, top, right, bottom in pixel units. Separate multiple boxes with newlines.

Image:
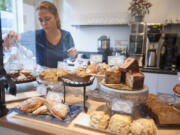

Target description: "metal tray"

left=9, top=104, right=82, bottom=124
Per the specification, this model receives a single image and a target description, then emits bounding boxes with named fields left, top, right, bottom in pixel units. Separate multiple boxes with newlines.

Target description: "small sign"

left=108, top=56, right=125, bottom=66
left=36, top=85, right=47, bottom=95
left=90, top=54, right=103, bottom=64
left=112, top=99, right=133, bottom=114
left=46, top=91, right=63, bottom=103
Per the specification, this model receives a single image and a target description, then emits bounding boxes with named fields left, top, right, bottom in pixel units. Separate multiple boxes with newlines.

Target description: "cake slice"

left=125, top=71, right=144, bottom=89
left=119, top=57, right=139, bottom=72
left=105, top=66, right=121, bottom=84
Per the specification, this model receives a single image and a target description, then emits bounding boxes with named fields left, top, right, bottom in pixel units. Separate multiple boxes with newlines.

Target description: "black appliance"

left=160, top=33, right=177, bottom=70
left=0, top=12, right=16, bottom=117
left=97, top=35, right=112, bottom=63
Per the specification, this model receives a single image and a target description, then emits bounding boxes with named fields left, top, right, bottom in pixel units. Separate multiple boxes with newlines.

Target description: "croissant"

left=18, top=97, right=44, bottom=113
left=44, top=100, right=69, bottom=120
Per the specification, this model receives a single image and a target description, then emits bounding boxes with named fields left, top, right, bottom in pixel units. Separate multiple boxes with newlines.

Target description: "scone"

left=18, top=97, right=44, bottom=113
left=131, top=118, right=157, bottom=135
left=108, top=114, right=132, bottom=135
left=32, top=105, right=50, bottom=115
left=45, top=100, right=69, bottom=120
left=89, top=111, right=110, bottom=130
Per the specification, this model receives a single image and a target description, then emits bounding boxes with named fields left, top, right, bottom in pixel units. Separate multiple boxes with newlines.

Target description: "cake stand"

left=99, top=82, right=149, bottom=115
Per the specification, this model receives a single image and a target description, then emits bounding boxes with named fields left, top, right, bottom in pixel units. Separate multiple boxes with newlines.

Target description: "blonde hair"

left=36, top=1, right=61, bottom=28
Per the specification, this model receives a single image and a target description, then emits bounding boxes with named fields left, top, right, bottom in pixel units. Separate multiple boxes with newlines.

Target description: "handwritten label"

left=90, top=54, right=103, bottom=64
left=108, top=56, right=125, bottom=66
left=36, top=85, right=47, bottom=95
left=47, top=91, right=63, bottom=103
left=112, top=99, right=133, bottom=114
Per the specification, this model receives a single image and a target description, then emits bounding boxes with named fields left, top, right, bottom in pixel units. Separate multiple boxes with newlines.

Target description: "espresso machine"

left=160, top=33, right=177, bottom=70
left=144, top=24, right=163, bottom=68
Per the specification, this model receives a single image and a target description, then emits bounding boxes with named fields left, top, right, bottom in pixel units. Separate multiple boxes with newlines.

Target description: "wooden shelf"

left=71, top=24, right=129, bottom=27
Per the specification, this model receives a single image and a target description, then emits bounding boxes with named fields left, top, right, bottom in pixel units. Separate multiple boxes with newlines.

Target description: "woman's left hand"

left=67, top=48, right=78, bottom=58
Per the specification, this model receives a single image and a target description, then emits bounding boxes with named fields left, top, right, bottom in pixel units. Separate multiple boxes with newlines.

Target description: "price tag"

left=90, top=54, right=103, bottom=64
left=36, top=85, right=47, bottom=95
left=46, top=91, right=63, bottom=103
left=112, top=99, right=133, bottom=114
left=108, top=56, right=125, bottom=66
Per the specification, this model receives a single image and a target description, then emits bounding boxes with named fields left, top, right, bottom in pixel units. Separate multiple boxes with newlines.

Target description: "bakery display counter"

left=0, top=90, right=180, bottom=135
left=141, top=68, right=178, bottom=75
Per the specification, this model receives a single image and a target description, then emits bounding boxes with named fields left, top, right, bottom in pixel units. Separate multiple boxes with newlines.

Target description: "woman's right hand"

left=3, top=31, right=20, bottom=49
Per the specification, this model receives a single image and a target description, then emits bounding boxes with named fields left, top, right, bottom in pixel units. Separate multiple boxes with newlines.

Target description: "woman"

left=3, top=1, right=78, bottom=68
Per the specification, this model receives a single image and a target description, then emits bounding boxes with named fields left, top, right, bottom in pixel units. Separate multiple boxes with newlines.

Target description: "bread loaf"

left=146, top=94, right=180, bottom=124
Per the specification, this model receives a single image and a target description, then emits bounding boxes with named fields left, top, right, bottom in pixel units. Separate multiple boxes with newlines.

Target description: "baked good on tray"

left=108, top=114, right=132, bottom=135
left=173, top=84, right=180, bottom=95
left=18, top=97, right=44, bottom=113
left=86, top=64, right=97, bottom=74
left=104, top=57, right=144, bottom=90
left=32, top=105, right=50, bottom=115
left=118, top=57, right=139, bottom=72
left=9, top=70, right=35, bottom=82
left=39, top=68, right=58, bottom=81
left=62, top=69, right=92, bottom=82
left=146, top=94, right=180, bottom=124
left=131, top=118, right=157, bottom=135
left=105, top=66, right=121, bottom=84
left=96, top=63, right=110, bottom=75
left=89, top=111, right=110, bottom=130
left=126, top=71, right=144, bottom=89
left=39, top=68, right=70, bottom=81
left=45, top=100, right=69, bottom=120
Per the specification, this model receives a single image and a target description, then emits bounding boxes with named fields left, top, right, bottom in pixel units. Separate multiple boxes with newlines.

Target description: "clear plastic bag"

left=4, top=43, right=36, bottom=73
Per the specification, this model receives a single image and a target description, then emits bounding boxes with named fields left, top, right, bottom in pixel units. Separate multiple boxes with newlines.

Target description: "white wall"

left=60, top=0, right=180, bottom=52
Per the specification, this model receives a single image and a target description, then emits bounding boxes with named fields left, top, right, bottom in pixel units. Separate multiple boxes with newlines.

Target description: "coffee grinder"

left=144, top=24, right=163, bottom=68
left=97, top=35, right=112, bottom=63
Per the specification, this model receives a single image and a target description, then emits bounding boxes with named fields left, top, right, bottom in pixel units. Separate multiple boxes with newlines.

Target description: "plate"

left=10, top=104, right=82, bottom=124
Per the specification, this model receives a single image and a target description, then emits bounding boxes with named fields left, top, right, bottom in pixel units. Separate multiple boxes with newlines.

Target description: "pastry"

left=18, top=97, right=44, bottom=113
left=126, top=71, right=144, bottom=89
left=108, top=114, right=132, bottom=135
left=63, top=69, right=91, bottom=82
left=96, top=63, right=110, bottom=75
left=119, top=57, right=139, bottom=72
left=39, top=68, right=58, bottom=81
left=131, top=118, right=157, bottom=135
left=45, top=100, right=69, bottom=120
left=89, top=111, right=110, bottom=130
left=86, top=64, right=97, bottom=74
left=173, top=84, right=180, bottom=95
left=105, top=66, right=121, bottom=84
left=32, top=105, right=50, bottom=115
